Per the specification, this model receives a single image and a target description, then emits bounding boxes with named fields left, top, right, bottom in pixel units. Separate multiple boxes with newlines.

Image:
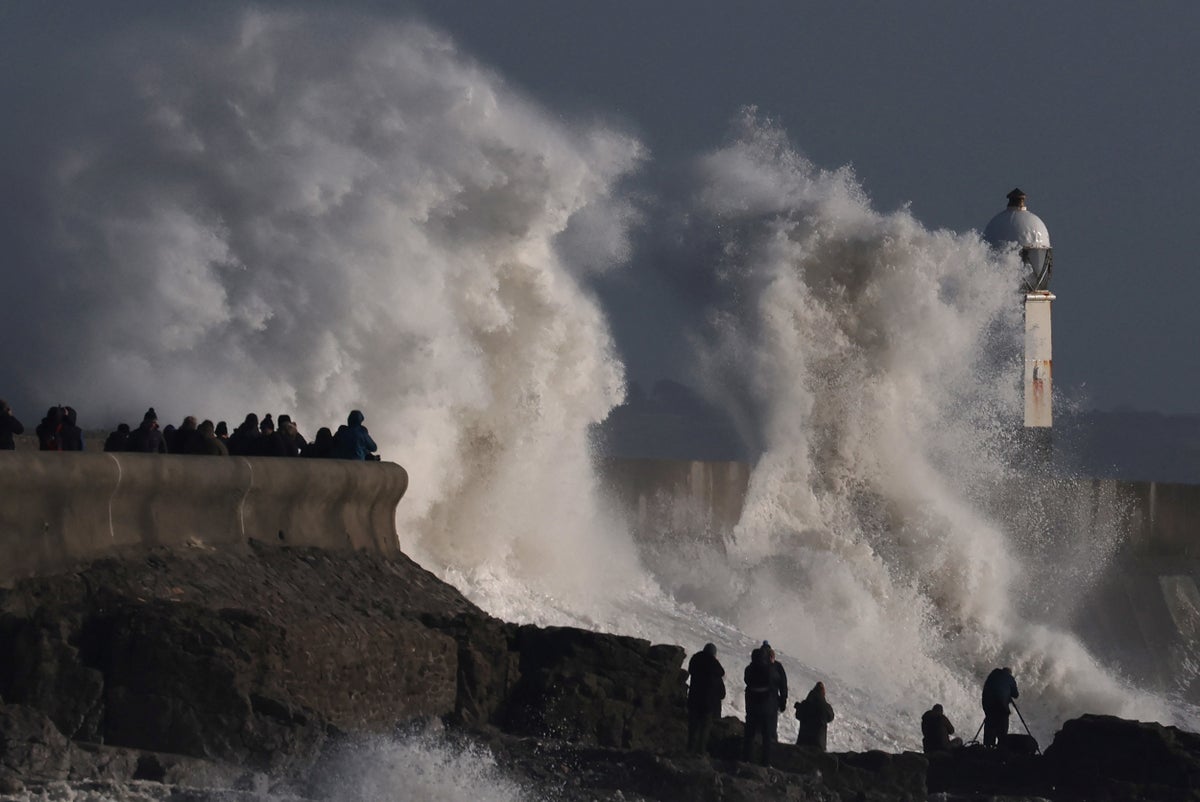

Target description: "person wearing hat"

left=742, top=641, right=786, bottom=766
left=126, top=407, right=167, bottom=453
left=686, top=643, right=726, bottom=754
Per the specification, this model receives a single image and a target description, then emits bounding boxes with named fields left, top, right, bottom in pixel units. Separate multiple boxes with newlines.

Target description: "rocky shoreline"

left=1, top=543, right=1198, bottom=801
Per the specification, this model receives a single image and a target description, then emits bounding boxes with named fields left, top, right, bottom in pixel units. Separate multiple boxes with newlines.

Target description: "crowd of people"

left=0, top=400, right=379, bottom=461
left=685, top=641, right=1026, bottom=765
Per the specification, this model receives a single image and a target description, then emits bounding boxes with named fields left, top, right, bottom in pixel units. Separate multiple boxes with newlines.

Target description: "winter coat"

left=795, top=686, right=835, bottom=751
left=332, top=411, right=377, bottom=460
left=921, top=708, right=955, bottom=752
left=981, top=669, right=1019, bottom=715
left=687, top=650, right=726, bottom=716
left=0, top=411, right=23, bottom=450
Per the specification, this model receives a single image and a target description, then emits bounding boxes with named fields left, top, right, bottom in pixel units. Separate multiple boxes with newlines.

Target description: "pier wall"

left=0, top=452, right=407, bottom=582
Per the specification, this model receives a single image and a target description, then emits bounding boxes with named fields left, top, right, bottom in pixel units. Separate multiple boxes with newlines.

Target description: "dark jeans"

left=983, top=710, right=1010, bottom=747
left=742, top=708, right=778, bottom=766
left=687, top=708, right=714, bottom=754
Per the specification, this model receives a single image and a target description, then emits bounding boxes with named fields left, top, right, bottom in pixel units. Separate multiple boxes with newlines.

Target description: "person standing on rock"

left=795, top=681, right=835, bottom=751
left=686, top=643, right=726, bottom=754
left=742, top=642, right=784, bottom=766
left=981, top=667, right=1019, bottom=747
left=921, top=703, right=961, bottom=754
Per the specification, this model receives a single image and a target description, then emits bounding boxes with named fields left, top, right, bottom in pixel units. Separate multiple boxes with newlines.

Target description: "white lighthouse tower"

left=984, top=188, right=1054, bottom=432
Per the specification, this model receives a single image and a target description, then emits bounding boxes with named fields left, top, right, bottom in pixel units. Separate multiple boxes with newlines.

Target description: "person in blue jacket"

left=333, top=410, right=378, bottom=460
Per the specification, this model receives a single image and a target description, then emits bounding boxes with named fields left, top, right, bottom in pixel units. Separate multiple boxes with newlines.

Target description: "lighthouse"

left=984, top=188, right=1054, bottom=432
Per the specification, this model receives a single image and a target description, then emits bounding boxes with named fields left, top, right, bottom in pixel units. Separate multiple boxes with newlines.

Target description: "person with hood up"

left=332, top=410, right=377, bottom=460
left=921, top=703, right=961, bottom=754
left=104, top=423, right=131, bottom=452
left=795, top=682, right=835, bottom=751
left=36, top=406, right=64, bottom=451
left=686, top=643, right=726, bottom=754
left=981, top=667, right=1019, bottom=747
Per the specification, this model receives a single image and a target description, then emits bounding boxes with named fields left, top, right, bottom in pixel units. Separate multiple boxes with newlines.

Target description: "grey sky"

left=397, top=1, right=1200, bottom=414
left=4, top=2, right=1200, bottom=414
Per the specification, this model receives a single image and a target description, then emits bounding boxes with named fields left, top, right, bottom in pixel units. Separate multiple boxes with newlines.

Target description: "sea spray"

left=5, top=8, right=1194, bottom=755
left=0, top=9, right=646, bottom=607
left=652, top=110, right=1175, bottom=745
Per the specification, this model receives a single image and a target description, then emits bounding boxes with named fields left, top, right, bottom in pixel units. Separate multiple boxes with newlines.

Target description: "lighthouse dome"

left=984, top=187, right=1051, bottom=249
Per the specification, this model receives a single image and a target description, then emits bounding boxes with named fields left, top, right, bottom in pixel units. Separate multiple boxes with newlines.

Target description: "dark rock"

left=1045, top=714, right=1200, bottom=800
left=0, top=703, right=73, bottom=784
left=502, top=625, right=686, bottom=750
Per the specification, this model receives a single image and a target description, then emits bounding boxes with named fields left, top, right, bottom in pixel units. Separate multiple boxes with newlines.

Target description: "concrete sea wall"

left=0, top=452, right=407, bottom=581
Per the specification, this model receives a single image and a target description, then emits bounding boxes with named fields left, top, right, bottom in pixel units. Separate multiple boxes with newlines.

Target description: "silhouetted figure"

left=795, top=682, right=835, bottom=751
left=170, top=416, right=199, bottom=454
left=982, top=667, right=1019, bottom=747
left=769, top=645, right=788, bottom=714
left=277, top=414, right=306, bottom=456
left=126, top=408, right=167, bottom=453
left=742, top=643, right=785, bottom=766
left=103, top=423, right=131, bottom=452
left=191, top=420, right=229, bottom=456
left=227, top=414, right=260, bottom=456
left=686, top=643, right=726, bottom=754
left=332, top=410, right=377, bottom=460
left=215, top=421, right=229, bottom=445
left=36, top=406, right=64, bottom=451
left=921, top=703, right=961, bottom=754
left=303, top=427, right=335, bottom=458
left=56, top=406, right=83, bottom=450
left=253, top=415, right=290, bottom=457
left=0, top=399, right=23, bottom=450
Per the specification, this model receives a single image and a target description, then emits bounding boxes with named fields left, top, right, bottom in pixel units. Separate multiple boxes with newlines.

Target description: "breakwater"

left=0, top=452, right=407, bottom=582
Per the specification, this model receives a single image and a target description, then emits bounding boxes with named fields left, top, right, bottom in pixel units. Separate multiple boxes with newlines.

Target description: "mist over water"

left=3, top=7, right=1190, bottom=761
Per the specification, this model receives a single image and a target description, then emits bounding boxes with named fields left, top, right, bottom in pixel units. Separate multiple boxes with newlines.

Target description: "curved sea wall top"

left=0, top=452, right=408, bottom=582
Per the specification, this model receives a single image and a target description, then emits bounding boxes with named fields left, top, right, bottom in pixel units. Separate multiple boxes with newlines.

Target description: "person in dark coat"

left=921, top=703, right=961, bottom=754
left=0, top=399, right=23, bottom=450
left=332, top=410, right=377, bottom=460
left=190, top=420, right=229, bottom=456
left=36, top=406, right=64, bottom=451
left=795, top=682, right=835, bottom=751
left=59, top=406, right=84, bottom=451
left=126, top=408, right=167, bottom=453
left=103, top=423, right=131, bottom=452
left=302, top=427, right=335, bottom=458
left=686, top=643, right=726, bottom=754
left=277, top=414, right=306, bottom=456
left=227, top=414, right=260, bottom=456
left=215, top=421, right=229, bottom=446
left=981, top=667, right=1019, bottom=747
left=742, top=642, right=785, bottom=766
left=170, top=416, right=199, bottom=454
left=253, top=415, right=290, bottom=457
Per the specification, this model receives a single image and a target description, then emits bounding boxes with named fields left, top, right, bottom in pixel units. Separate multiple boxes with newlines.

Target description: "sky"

left=3, top=2, right=1200, bottom=415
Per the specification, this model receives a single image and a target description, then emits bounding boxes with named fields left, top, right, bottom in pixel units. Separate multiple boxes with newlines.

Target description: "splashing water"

left=4, top=8, right=1194, bottom=759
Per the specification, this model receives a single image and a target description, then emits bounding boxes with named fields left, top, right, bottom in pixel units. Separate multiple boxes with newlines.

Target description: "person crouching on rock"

left=794, top=681, right=835, bottom=751
left=921, top=703, right=962, bottom=754
left=686, top=642, right=725, bottom=755
left=742, top=643, right=784, bottom=766
left=981, top=667, right=1019, bottom=747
